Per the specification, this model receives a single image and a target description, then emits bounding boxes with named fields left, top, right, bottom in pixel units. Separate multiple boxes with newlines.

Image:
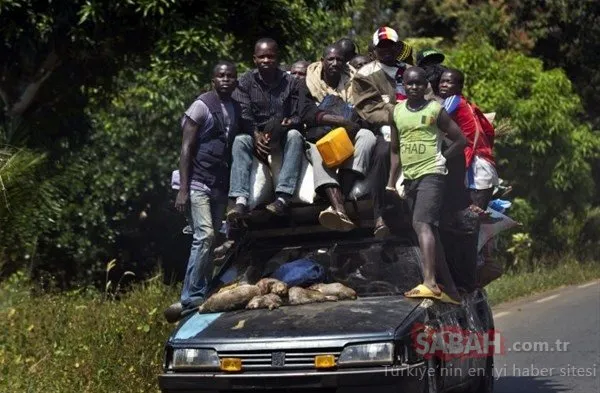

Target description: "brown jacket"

left=351, top=61, right=397, bottom=128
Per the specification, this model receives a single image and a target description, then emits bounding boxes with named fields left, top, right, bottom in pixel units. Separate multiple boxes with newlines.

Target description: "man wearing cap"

left=416, top=48, right=446, bottom=99
left=351, top=26, right=412, bottom=237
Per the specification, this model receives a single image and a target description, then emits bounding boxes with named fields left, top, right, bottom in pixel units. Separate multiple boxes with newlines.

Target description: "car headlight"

left=170, top=348, right=220, bottom=370
left=338, top=342, right=394, bottom=367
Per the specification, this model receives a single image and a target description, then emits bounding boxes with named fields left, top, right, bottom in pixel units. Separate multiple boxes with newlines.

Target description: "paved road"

left=492, top=280, right=600, bottom=393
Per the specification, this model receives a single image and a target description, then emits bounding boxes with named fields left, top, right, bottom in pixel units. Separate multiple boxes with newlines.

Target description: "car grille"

left=218, top=348, right=342, bottom=370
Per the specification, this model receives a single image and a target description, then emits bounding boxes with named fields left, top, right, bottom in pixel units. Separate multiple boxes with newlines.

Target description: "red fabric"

left=395, top=67, right=407, bottom=101
left=451, top=96, right=495, bottom=168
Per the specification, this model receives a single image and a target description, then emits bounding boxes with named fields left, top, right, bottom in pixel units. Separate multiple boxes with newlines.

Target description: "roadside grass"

left=0, top=272, right=179, bottom=393
left=485, top=258, right=600, bottom=306
left=0, top=257, right=598, bottom=393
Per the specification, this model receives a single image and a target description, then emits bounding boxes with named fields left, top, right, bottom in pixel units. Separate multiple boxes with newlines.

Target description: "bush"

left=0, top=270, right=179, bottom=393
left=447, top=40, right=600, bottom=258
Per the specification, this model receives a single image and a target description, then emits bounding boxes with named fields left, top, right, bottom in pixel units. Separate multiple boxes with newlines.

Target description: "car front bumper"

left=159, top=362, right=426, bottom=393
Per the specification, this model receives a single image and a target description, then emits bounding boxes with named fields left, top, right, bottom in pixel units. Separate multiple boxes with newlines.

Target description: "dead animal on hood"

left=256, top=278, right=288, bottom=296
left=287, top=286, right=338, bottom=305
left=246, top=293, right=283, bottom=310
left=199, top=284, right=261, bottom=313
left=309, top=283, right=357, bottom=300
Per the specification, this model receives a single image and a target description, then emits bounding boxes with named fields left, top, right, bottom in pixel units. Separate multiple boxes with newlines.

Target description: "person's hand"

left=174, top=189, right=189, bottom=213
left=254, top=131, right=271, bottom=161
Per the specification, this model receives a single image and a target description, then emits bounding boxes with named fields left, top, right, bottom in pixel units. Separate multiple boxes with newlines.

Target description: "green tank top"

left=393, top=100, right=447, bottom=179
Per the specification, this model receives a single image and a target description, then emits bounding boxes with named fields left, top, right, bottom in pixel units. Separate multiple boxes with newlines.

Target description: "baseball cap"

left=416, top=48, right=445, bottom=67
left=372, top=26, right=399, bottom=47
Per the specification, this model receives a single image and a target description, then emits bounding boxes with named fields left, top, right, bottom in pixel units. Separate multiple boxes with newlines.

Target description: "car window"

left=217, top=239, right=422, bottom=297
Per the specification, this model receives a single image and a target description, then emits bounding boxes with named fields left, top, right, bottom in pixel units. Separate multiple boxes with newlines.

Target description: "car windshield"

left=217, top=238, right=422, bottom=297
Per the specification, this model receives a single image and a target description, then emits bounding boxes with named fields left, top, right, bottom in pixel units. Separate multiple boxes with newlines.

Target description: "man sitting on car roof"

left=297, top=43, right=376, bottom=231
left=226, top=38, right=304, bottom=220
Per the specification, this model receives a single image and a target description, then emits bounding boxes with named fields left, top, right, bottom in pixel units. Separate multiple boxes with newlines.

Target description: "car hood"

left=169, top=296, right=421, bottom=344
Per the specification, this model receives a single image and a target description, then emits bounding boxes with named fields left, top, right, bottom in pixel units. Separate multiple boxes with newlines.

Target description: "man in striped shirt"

left=227, top=38, right=304, bottom=218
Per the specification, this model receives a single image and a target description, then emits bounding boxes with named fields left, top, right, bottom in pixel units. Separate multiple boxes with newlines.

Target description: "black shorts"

left=404, top=174, right=446, bottom=226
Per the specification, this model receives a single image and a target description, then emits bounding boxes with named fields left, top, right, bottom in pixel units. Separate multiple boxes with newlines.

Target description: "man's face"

left=253, top=43, right=278, bottom=72
left=322, top=49, right=344, bottom=79
left=438, top=71, right=460, bottom=98
left=349, top=56, right=369, bottom=70
left=375, top=40, right=401, bottom=66
left=403, top=71, right=427, bottom=100
left=212, top=65, right=237, bottom=95
left=290, top=64, right=307, bottom=79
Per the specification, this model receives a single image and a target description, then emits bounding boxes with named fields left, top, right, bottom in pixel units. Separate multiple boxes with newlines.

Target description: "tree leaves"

left=448, top=39, right=599, bottom=253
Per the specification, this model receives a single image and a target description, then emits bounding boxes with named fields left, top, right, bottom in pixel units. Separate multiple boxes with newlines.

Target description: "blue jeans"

left=229, top=130, right=304, bottom=198
left=180, top=189, right=226, bottom=309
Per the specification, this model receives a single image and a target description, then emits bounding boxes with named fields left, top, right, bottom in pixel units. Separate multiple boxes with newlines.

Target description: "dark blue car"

left=159, top=215, right=495, bottom=393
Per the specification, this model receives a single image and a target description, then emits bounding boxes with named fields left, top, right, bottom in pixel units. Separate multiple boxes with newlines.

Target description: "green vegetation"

left=0, top=270, right=178, bottom=393
left=486, top=258, right=600, bottom=306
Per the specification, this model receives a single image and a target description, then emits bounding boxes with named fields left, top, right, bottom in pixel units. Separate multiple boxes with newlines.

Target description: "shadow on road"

left=496, top=376, right=571, bottom=393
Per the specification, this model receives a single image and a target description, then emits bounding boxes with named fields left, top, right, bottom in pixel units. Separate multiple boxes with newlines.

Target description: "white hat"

left=372, top=26, right=399, bottom=47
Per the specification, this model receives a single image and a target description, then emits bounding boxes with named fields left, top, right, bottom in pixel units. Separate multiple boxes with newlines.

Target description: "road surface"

left=492, top=280, right=600, bottom=393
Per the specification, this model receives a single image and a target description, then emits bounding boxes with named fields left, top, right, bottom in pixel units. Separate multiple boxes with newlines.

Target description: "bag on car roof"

left=271, top=258, right=326, bottom=287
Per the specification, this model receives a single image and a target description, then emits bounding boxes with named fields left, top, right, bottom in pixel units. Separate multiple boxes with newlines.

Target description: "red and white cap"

left=372, top=26, right=399, bottom=47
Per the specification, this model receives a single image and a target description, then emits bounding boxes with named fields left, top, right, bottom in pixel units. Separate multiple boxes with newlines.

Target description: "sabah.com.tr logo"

left=410, top=323, right=505, bottom=361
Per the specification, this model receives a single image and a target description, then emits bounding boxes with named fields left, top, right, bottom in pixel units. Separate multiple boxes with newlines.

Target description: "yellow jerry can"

left=316, top=127, right=354, bottom=168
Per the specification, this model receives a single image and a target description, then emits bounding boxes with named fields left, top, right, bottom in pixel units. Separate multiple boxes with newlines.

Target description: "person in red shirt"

left=439, top=68, right=498, bottom=209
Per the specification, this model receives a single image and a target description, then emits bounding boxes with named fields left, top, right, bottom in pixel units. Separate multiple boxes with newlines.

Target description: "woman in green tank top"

left=387, top=67, right=466, bottom=304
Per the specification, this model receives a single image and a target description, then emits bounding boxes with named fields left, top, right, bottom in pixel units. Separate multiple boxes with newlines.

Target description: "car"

left=159, top=200, right=496, bottom=393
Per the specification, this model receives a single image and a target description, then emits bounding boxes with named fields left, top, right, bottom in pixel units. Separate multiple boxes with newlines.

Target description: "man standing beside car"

left=164, top=61, right=241, bottom=323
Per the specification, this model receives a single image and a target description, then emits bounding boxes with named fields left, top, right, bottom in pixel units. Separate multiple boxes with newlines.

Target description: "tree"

left=374, top=0, right=600, bottom=126
left=0, top=0, right=355, bottom=282
left=448, top=40, right=600, bottom=254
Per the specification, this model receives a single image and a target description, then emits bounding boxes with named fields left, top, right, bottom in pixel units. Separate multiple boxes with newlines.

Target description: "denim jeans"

left=180, top=189, right=226, bottom=309
left=229, top=130, right=304, bottom=198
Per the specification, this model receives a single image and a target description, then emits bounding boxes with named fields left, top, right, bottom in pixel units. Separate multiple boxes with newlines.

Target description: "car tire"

left=423, top=357, right=441, bottom=393
left=466, top=356, right=494, bottom=393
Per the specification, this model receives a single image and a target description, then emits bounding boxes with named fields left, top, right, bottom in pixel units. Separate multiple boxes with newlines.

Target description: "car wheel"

left=423, top=357, right=441, bottom=393
left=468, top=356, right=494, bottom=393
